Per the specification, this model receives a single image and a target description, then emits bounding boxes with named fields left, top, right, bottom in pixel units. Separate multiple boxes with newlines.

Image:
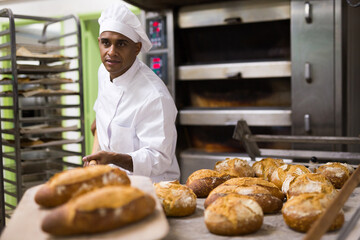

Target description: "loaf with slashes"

left=35, top=165, right=130, bottom=207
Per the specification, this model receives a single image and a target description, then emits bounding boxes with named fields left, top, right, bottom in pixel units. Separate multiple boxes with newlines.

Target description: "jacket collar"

left=111, top=57, right=140, bottom=90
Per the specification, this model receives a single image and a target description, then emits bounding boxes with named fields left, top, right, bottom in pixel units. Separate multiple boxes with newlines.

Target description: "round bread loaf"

left=252, top=158, right=284, bottom=180
left=154, top=180, right=197, bottom=217
left=214, top=158, right=255, bottom=178
left=282, top=193, right=344, bottom=232
left=204, top=184, right=283, bottom=213
left=221, top=177, right=285, bottom=201
left=42, top=185, right=156, bottom=236
left=205, top=194, right=263, bottom=236
left=270, top=164, right=311, bottom=190
left=315, top=162, right=354, bottom=189
left=186, top=169, right=231, bottom=198
left=35, top=165, right=130, bottom=208
left=286, top=173, right=336, bottom=200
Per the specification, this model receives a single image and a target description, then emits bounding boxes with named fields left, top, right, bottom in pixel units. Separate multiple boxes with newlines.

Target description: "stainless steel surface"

left=178, top=0, right=290, bottom=28
left=304, top=62, right=311, bottom=83
left=178, top=61, right=291, bottom=80
left=179, top=109, right=291, bottom=126
left=304, top=1, right=312, bottom=23
left=304, top=114, right=311, bottom=133
left=291, top=0, right=336, bottom=140
left=336, top=206, right=360, bottom=240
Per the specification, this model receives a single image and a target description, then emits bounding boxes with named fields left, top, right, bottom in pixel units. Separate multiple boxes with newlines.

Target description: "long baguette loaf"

left=41, top=185, right=155, bottom=236
left=35, top=165, right=130, bottom=207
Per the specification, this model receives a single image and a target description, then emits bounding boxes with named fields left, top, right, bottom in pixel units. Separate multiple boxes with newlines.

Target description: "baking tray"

left=0, top=175, right=169, bottom=240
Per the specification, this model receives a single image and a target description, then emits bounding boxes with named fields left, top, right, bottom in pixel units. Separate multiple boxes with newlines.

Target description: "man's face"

left=98, top=31, right=142, bottom=80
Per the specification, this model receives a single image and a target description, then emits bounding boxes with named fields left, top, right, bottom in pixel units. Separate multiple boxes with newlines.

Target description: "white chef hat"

left=98, top=3, right=152, bottom=53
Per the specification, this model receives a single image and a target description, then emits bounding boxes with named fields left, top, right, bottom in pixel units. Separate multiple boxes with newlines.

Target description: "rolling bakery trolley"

left=0, top=8, right=85, bottom=230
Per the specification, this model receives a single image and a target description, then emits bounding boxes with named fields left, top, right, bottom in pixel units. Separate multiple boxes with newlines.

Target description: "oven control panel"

left=146, top=17, right=167, bottom=49
left=147, top=54, right=168, bottom=85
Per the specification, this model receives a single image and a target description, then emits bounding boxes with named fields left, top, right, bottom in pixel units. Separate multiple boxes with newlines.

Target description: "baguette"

left=42, top=185, right=155, bottom=235
left=35, top=165, right=130, bottom=207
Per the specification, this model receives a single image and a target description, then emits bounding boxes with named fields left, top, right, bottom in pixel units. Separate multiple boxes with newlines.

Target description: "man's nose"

left=108, top=45, right=117, bottom=56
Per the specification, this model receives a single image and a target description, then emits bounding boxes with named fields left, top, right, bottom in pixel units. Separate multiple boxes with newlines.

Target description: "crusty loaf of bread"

left=252, top=158, right=284, bottom=180
left=204, top=184, right=283, bottom=213
left=154, top=180, right=197, bottom=217
left=315, top=162, right=354, bottom=189
left=35, top=165, right=130, bottom=207
left=186, top=169, right=231, bottom=198
left=282, top=193, right=344, bottom=232
left=286, top=173, right=336, bottom=200
left=270, top=164, right=311, bottom=190
left=41, top=185, right=155, bottom=236
left=205, top=194, right=263, bottom=236
left=221, top=177, right=285, bottom=201
left=214, top=158, right=255, bottom=178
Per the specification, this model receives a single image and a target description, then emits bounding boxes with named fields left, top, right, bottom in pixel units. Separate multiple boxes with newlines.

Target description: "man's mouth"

left=106, top=59, right=121, bottom=64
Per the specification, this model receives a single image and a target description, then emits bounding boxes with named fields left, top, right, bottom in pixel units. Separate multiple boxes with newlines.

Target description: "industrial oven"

left=124, top=0, right=360, bottom=182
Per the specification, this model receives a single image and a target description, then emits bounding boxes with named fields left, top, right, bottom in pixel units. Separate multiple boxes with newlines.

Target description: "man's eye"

left=101, top=40, right=110, bottom=46
left=117, top=41, right=126, bottom=47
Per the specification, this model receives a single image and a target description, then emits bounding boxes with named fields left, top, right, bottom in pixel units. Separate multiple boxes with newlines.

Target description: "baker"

left=82, top=3, right=180, bottom=182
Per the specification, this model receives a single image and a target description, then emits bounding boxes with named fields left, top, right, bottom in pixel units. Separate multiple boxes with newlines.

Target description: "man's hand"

left=82, top=151, right=133, bottom=172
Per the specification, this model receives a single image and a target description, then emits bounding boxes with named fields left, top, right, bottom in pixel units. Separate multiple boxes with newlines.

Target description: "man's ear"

left=98, top=37, right=101, bottom=44
left=135, top=42, right=142, bottom=55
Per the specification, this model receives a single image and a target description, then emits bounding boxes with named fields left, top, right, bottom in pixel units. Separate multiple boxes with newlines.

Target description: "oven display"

left=147, top=17, right=166, bottom=49
left=148, top=54, right=168, bottom=84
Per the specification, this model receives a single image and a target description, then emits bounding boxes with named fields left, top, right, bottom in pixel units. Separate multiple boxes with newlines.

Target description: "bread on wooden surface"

left=270, top=164, right=311, bottom=190
left=286, top=173, right=336, bottom=200
left=186, top=169, right=231, bottom=198
left=41, top=185, right=155, bottom=236
left=205, top=194, right=263, bottom=236
left=154, top=180, right=197, bottom=217
left=282, top=193, right=344, bottom=232
left=35, top=165, right=130, bottom=207
left=315, top=162, right=354, bottom=189
left=214, top=158, right=255, bottom=178
left=204, top=184, right=283, bottom=213
left=252, top=158, right=284, bottom=180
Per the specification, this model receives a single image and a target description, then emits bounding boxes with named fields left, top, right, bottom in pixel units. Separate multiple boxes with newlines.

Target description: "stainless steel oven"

left=125, top=0, right=360, bottom=182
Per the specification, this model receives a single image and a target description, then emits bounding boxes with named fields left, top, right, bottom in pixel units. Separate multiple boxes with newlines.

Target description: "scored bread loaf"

left=315, top=162, right=354, bottom=189
left=154, top=180, right=197, bottom=217
left=282, top=193, right=344, bottom=232
left=270, top=164, right=311, bottom=190
left=286, top=173, right=336, bottom=200
left=186, top=169, right=231, bottom=198
left=214, top=158, right=255, bottom=178
left=41, top=185, right=156, bottom=236
left=252, top=158, right=284, bottom=181
left=204, top=184, right=283, bottom=213
left=35, top=165, right=130, bottom=207
left=205, top=194, right=263, bottom=236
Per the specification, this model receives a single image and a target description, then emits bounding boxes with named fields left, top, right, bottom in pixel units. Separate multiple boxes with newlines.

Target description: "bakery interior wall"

left=0, top=0, right=140, bottom=156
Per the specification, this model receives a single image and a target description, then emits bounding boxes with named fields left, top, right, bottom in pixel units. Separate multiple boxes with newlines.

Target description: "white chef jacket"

left=93, top=58, right=180, bottom=182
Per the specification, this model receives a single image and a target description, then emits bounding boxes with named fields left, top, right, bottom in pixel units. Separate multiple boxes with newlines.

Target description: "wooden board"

left=0, top=176, right=169, bottom=240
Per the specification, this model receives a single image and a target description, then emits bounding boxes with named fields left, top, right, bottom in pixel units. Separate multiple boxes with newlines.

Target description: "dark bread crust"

left=35, top=166, right=130, bottom=208
left=42, top=192, right=155, bottom=235
left=186, top=176, right=230, bottom=198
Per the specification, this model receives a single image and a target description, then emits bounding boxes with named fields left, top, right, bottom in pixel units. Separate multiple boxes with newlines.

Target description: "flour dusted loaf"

left=214, top=158, right=255, bottom=178
left=186, top=169, right=231, bottom=198
left=270, top=164, right=311, bottom=190
left=282, top=193, right=344, bottom=232
left=205, top=177, right=284, bottom=213
left=315, top=162, right=354, bottom=189
left=286, top=173, right=336, bottom=200
left=41, top=185, right=156, bottom=236
left=154, top=180, right=197, bottom=217
left=252, top=158, right=284, bottom=180
left=205, top=194, right=263, bottom=236
left=35, top=165, right=130, bottom=207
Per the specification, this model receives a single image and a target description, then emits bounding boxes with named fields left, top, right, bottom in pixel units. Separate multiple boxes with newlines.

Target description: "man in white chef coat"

left=82, top=3, right=180, bottom=182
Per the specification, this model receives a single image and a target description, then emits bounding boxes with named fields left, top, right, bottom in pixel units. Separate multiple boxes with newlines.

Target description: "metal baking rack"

left=0, top=8, right=85, bottom=230
left=233, top=120, right=360, bottom=166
